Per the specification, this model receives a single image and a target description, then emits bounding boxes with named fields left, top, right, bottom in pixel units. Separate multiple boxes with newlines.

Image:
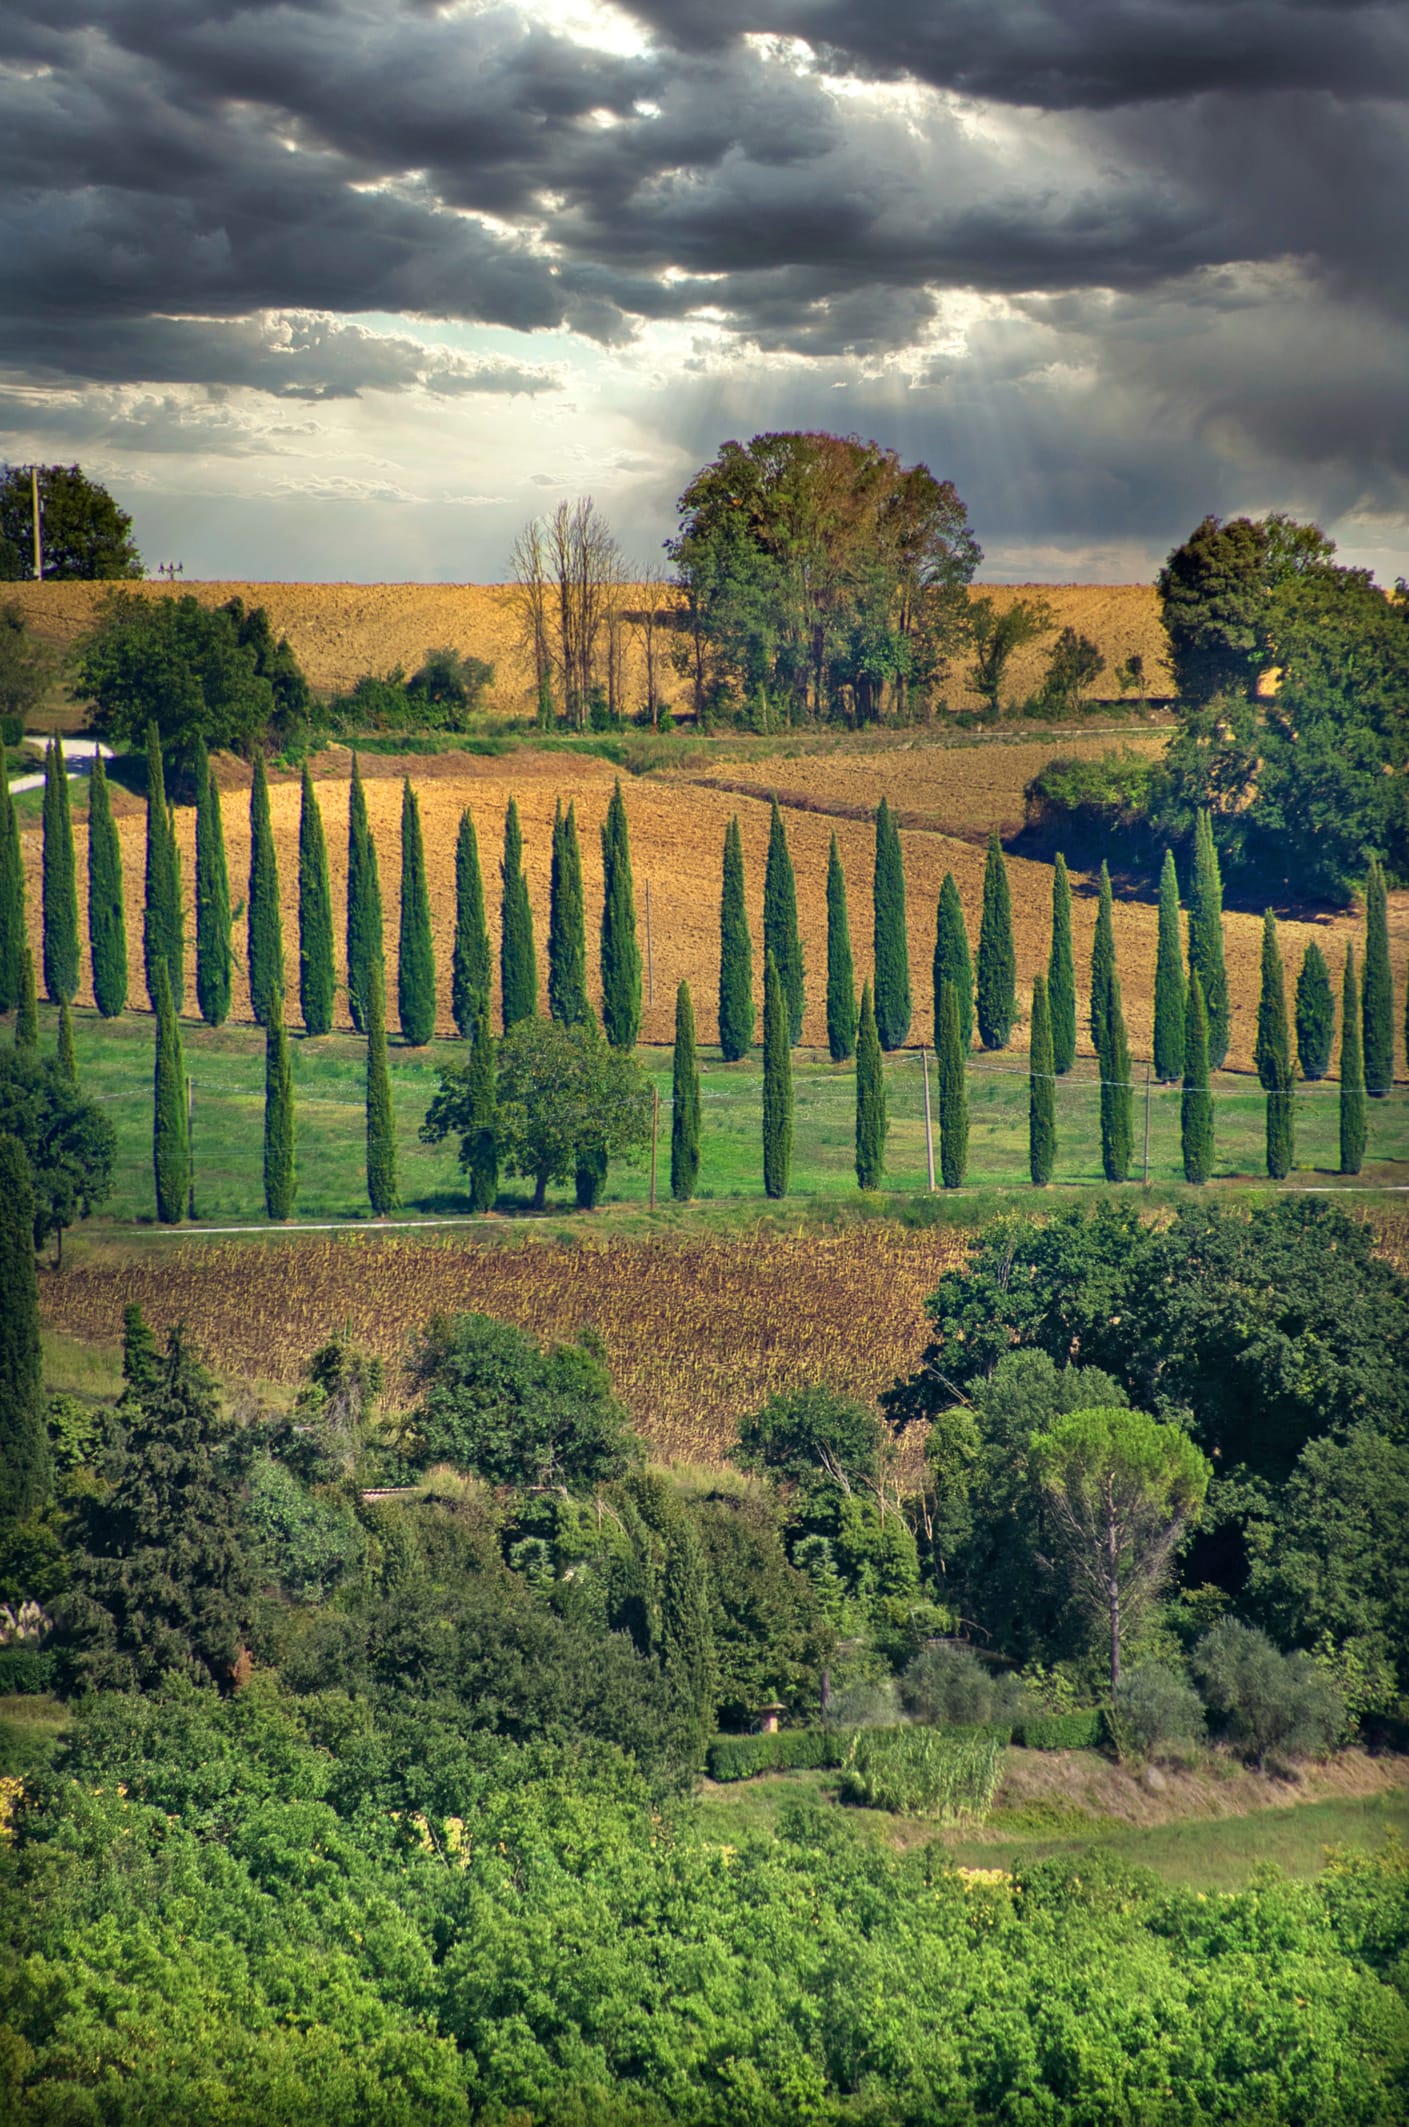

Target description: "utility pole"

left=921, top=1044, right=936, bottom=1192
left=1142, top=1060, right=1152, bottom=1187
left=649, top=1084, right=658, bottom=1210
left=30, top=466, right=42, bottom=581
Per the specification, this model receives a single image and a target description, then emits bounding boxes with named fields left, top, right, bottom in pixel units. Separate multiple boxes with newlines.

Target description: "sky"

left=2, top=0, right=1407, bottom=586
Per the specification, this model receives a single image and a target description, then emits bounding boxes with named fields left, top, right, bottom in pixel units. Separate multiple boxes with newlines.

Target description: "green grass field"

left=693, top=1762, right=1409, bottom=1890
left=19, top=1000, right=1409, bottom=1228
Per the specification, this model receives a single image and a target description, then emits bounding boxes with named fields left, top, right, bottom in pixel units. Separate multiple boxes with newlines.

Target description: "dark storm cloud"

left=624, top=0, right=1409, bottom=108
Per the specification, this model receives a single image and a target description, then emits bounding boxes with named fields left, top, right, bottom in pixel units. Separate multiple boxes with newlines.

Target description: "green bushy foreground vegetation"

left=2, top=1185, right=1409, bottom=2119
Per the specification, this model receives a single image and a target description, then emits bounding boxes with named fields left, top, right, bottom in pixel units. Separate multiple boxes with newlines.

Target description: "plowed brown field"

left=8, top=578, right=1171, bottom=715
left=41, top=1226, right=969, bottom=1464
left=21, top=742, right=1405, bottom=1074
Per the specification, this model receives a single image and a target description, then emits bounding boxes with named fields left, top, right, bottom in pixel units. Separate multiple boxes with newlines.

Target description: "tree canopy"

left=0, top=1046, right=116, bottom=1255
left=0, top=464, right=143, bottom=582
left=75, top=593, right=310, bottom=763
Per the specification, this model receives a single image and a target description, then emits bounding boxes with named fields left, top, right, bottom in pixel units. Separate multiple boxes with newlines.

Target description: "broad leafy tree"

left=0, top=464, right=142, bottom=581
left=0, top=1046, right=116, bottom=1256
left=407, top=1311, right=640, bottom=1488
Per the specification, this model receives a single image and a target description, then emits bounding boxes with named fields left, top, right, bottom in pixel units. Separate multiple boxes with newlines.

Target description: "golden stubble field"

left=42, top=1226, right=971, bottom=1464
left=20, top=739, right=1406, bottom=1073
left=9, top=578, right=1172, bottom=716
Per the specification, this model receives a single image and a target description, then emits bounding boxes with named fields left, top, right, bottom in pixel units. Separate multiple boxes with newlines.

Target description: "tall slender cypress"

left=41, top=738, right=79, bottom=1005
left=16, top=945, right=38, bottom=1049
left=152, top=961, right=190, bottom=1225
left=1047, top=854, right=1076, bottom=1075
left=143, top=724, right=183, bottom=1013
left=1340, top=947, right=1365, bottom=1177
left=346, top=754, right=383, bottom=1035
left=86, top=751, right=127, bottom=1019
left=1089, top=860, right=1115, bottom=1058
left=976, top=833, right=1017, bottom=1051
left=1363, top=854, right=1394, bottom=1097
left=933, top=873, right=974, bottom=1054
left=1181, top=971, right=1213, bottom=1185
left=1100, top=973, right=1133, bottom=1182
left=600, top=781, right=642, bottom=1050
left=263, top=990, right=296, bottom=1221
left=56, top=997, right=76, bottom=1083
left=937, top=980, right=968, bottom=1188
left=297, top=764, right=334, bottom=1036
left=671, top=979, right=701, bottom=1202
left=549, top=800, right=589, bottom=1026
left=1029, top=972, right=1056, bottom=1185
left=451, top=806, right=492, bottom=1042
left=854, top=979, right=886, bottom=1191
left=463, top=1015, right=498, bottom=1212
left=194, top=740, right=231, bottom=1029
left=500, top=797, right=537, bottom=1030
left=0, top=764, right=25, bottom=1013
left=396, top=778, right=436, bottom=1046
left=762, top=949, right=792, bottom=1199
left=247, top=751, right=283, bottom=1029
left=872, top=799, right=911, bottom=1050
left=1153, top=849, right=1186, bottom=1083
left=1295, top=942, right=1335, bottom=1082
left=719, top=816, right=754, bottom=1062
left=825, top=833, right=857, bottom=1062
left=0, top=1131, right=48, bottom=1521
left=1187, top=810, right=1229, bottom=1071
left=365, top=975, right=398, bottom=1215
left=763, top=798, right=804, bottom=1045
left=1254, top=910, right=1295, bottom=1180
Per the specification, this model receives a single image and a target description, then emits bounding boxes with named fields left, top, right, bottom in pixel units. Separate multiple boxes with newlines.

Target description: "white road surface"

left=6, top=734, right=112, bottom=794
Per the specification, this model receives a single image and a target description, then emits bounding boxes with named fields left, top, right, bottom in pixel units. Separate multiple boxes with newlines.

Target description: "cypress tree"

left=976, top=832, right=1016, bottom=1050
left=670, top=979, right=701, bottom=1202
left=1254, top=910, right=1295, bottom=1181
left=0, top=765, right=24, bottom=1013
left=143, top=724, right=183, bottom=1013
left=1099, top=973, right=1133, bottom=1183
left=937, top=980, right=968, bottom=1188
left=152, top=961, right=190, bottom=1225
left=499, top=797, right=537, bottom=1030
left=1153, top=849, right=1186, bottom=1083
left=1181, top=971, right=1213, bottom=1185
left=263, top=990, right=296, bottom=1221
left=194, top=739, right=231, bottom=1029
left=451, top=806, right=492, bottom=1042
left=346, top=754, right=383, bottom=1035
left=41, top=737, right=79, bottom=1005
left=0, top=1131, right=48, bottom=1522
left=718, top=816, right=754, bottom=1061
left=1089, top=859, right=1115, bottom=1058
left=600, top=781, right=642, bottom=1049
left=396, top=778, right=436, bottom=1046
left=57, top=997, right=76, bottom=1083
left=872, top=798, right=911, bottom=1050
left=1362, top=854, right=1394, bottom=1097
left=364, top=976, right=398, bottom=1215
left=549, top=800, right=589, bottom=1026
left=463, top=1014, right=498, bottom=1212
left=762, top=949, right=792, bottom=1199
left=574, top=1017, right=610, bottom=1210
left=1340, top=947, right=1365, bottom=1177
left=247, top=751, right=283, bottom=1029
left=933, top=872, right=974, bottom=1054
left=1187, top=810, right=1229, bottom=1070
left=1047, top=853, right=1076, bottom=1075
left=658, top=1502, right=718, bottom=1750
left=825, top=833, right=857, bottom=1062
left=763, top=798, right=804, bottom=1045
left=86, top=751, right=127, bottom=1019
left=297, top=764, right=334, bottom=1037
left=16, top=945, right=38, bottom=1050
left=1029, top=971, right=1056, bottom=1185
left=854, top=979, right=886, bottom=1191
left=1294, top=942, right=1335, bottom=1082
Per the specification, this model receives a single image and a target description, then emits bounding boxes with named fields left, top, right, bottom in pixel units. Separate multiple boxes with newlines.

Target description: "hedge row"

left=1010, top=1709, right=1107, bottom=1751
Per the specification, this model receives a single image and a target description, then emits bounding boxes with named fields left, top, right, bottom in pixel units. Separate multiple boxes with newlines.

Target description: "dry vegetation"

left=20, top=737, right=1407, bottom=1073
left=40, top=1225, right=970, bottom=1465
left=7, top=577, right=1171, bottom=718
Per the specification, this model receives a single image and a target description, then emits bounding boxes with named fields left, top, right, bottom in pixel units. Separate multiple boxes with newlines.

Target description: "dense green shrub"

left=1113, top=1663, right=1205, bottom=1756
left=899, top=1643, right=1027, bottom=1729
left=1194, top=1618, right=1344, bottom=1766
left=1010, top=1708, right=1106, bottom=1751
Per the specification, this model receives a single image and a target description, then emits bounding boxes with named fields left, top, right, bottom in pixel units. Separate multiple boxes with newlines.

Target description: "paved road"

left=7, top=733, right=112, bottom=794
